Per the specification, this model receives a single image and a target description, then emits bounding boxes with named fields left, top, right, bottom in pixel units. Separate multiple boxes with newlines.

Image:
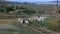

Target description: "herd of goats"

left=17, top=16, right=47, bottom=25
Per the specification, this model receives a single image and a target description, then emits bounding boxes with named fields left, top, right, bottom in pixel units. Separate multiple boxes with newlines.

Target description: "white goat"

left=18, top=18, right=23, bottom=23
left=37, top=16, right=47, bottom=21
left=18, top=18, right=29, bottom=24
left=32, top=16, right=47, bottom=21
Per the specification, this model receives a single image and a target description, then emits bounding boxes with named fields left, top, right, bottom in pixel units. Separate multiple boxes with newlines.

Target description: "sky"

left=6, top=0, right=57, bottom=2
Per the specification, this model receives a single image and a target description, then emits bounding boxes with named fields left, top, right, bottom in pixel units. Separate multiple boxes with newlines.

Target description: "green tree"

left=6, top=6, right=14, bottom=13
left=22, top=9, right=36, bottom=15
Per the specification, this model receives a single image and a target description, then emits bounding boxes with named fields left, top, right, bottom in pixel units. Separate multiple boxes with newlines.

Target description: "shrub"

left=21, top=9, right=36, bottom=15
left=6, top=6, right=14, bottom=13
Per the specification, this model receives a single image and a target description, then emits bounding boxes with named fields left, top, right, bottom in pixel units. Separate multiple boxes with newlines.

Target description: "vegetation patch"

left=45, top=17, right=60, bottom=32
left=0, top=18, right=17, bottom=24
left=0, top=24, right=20, bottom=34
left=29, top=17, right=60, bottom=32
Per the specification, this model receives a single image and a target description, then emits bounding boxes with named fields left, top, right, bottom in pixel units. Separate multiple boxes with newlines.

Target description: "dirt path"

left=19, top=24, right=45, bottom=34
left=21, top=24, right=60, bottom=34
left=30, top=25, right=60, bottom=34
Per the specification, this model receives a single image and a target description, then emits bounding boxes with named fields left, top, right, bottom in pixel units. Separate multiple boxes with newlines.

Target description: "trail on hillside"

left=20, top=24, right=60, bottom=34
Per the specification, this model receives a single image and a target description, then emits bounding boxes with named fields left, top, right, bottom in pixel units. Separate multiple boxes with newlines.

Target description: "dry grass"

left=0, top=19, right=17, bottom=24
left=46, top=17, right=60, bottom=31
left=46, top=18, right=60, bottom=25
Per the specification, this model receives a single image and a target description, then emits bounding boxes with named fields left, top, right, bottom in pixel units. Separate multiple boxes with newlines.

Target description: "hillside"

left=0, top=1, right=60, bottom=34
left=0, top=1, right=60, bottom=11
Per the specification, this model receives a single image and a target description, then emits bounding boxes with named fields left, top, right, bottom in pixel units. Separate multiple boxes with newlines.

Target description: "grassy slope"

left=16, top=24, right=41, bottom=34
left=46, top=17, right=60, bottom=31
left=0, top=17, right=60, bottom=34
left=0, top=19, right=41, bottom=34
left=7, top=4, right=60, bottom=12
left=0, top=18, right=17, bottom=24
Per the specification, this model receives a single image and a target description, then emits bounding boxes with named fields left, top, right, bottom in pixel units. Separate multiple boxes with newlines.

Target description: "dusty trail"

left=30, top=25, right=60, bottom=34
left=21, top=24, right=60, bottom=34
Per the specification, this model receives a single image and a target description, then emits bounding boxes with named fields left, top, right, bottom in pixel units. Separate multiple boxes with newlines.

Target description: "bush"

left=21, top=9, right=36, bottom=15
left=6, top=6, right=14, bottom=13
